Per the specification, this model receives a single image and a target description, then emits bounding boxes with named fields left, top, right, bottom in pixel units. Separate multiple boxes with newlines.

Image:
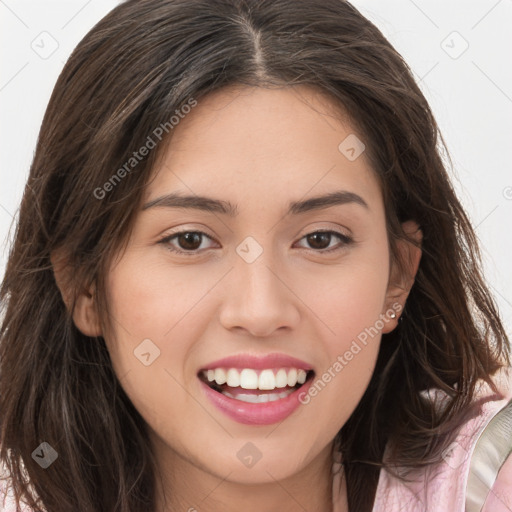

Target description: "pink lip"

left=199, top=352, right=313, bottom=371
left=199, top=375, right=314, bottom=425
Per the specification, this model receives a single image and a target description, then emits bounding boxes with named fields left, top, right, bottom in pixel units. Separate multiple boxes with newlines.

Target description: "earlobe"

left=381, top=220, right=422, bottom=333
left=50, top=251, right=102, bottom=337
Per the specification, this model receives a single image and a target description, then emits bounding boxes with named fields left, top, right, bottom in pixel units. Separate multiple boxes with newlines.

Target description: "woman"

left=1, top=1, right=510, bottom=510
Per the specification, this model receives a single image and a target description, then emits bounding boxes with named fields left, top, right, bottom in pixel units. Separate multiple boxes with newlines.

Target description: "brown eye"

left=296, top=230, right=353, bottom=253
left=306, top=232, right=332, bottom=250
left=158, top=231, right=217, bottom=255
left=176, top=232, right=203, bottom=250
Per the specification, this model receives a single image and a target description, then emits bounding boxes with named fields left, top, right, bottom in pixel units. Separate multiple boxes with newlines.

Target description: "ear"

left=381, top=220, right=422, bottom=333
left=50, top=250, right=102, bottom=337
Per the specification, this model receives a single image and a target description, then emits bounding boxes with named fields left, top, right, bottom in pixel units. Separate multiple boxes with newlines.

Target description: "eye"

left=157, top=229, right=353, bottom=256
left=158, top=230, right=217, bottom=255
left=294, top=230, right=353, bottom=253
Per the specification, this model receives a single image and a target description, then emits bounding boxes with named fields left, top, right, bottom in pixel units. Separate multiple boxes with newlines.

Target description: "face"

left=101, top=85, right=402, bottom=487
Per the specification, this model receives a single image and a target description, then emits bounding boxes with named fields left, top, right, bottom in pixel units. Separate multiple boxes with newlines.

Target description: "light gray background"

left=1, top=1, right=511, bottom=338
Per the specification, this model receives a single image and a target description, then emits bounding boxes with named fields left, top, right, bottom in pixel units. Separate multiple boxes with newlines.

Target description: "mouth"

left=198, top=367, right=316, bottom=403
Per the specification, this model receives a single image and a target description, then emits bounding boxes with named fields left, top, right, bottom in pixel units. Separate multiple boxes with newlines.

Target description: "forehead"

left=144, top=85, right=383, bottom=216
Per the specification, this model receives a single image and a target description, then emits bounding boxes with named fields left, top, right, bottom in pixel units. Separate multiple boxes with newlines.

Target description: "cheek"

left=106, top=253, right=221, bottom=341
left=102, top=256, right=214, bottom=428
left=293, top=249, right=389, bottom=428
left=300, top=252, right=389, bottom=350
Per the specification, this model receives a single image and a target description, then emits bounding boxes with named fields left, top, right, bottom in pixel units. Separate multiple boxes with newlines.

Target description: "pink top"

left=2, top=368, right=511, bottom=511
left=332, top=366, right=512, bottom=511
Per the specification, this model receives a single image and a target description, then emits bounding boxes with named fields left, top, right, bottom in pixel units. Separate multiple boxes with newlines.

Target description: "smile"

left=197, top=354, right=315, bottom=425
left=200, top=367, right=310, bottom=403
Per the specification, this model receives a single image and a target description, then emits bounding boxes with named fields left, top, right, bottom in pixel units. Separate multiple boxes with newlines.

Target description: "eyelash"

left=157, top=229, right=354, bottom=256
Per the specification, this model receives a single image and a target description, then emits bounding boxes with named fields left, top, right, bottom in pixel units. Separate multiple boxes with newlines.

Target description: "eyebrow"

left=142, top=190, right=369, bottom=216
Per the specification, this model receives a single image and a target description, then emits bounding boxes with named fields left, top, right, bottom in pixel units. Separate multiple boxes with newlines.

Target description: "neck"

left=152, top=439, right=346, bottom=512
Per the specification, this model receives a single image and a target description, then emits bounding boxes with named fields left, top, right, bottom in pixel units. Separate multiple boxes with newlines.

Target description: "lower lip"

left=199, top=377, right=313, bottom=425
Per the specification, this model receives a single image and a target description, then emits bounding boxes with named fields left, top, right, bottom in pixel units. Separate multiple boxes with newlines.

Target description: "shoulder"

left=480, top=452, right=512, bottom=512
left=372, top=366, right=512, bottom=512
left=472, top=388, right=512, bottom=512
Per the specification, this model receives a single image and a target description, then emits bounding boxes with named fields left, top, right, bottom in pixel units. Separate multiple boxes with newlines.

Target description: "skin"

left=60, top=85, right=422, bottom=511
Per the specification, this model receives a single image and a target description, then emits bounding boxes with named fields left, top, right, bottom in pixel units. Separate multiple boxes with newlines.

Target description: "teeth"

left=275, top=368, right=288, bottom=388
left=226, top=368, right=240, bottom=387
left=203, top=367, right=310, bottom=390
left=223, top=389, right=295, bottom=403
left=240, top=369, right=258, bottom=389
left=258, top=369, right=275, bottom=390
left=214, top=368, right=227, bottom=385
left=287, top=368, right=297, bottom=386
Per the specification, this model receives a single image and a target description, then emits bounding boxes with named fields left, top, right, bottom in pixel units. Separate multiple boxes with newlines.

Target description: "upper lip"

left=199, top=353, right=314, bottom=372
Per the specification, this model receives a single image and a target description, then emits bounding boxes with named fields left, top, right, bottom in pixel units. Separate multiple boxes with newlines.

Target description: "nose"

left=219, top=249, right=301, bottom=338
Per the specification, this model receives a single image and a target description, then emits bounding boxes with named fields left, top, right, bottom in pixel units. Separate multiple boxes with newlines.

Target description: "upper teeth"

left=203, top=368, right=308, bottom=390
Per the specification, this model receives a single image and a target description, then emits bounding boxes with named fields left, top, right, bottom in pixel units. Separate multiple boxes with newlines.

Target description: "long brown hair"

left=1, top=1, right=510, bottom=510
